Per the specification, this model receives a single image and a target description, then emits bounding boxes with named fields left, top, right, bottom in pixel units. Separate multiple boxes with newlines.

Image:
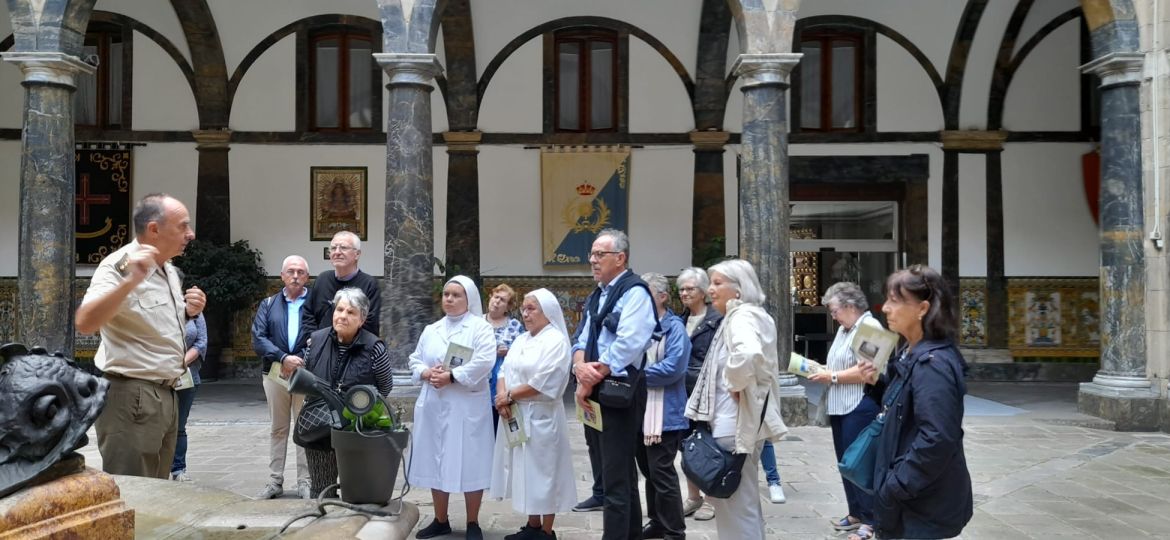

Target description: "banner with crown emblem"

left=541, top=146, right=631, bottom=267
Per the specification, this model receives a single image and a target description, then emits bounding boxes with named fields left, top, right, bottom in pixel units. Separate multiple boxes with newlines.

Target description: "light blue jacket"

left=644, top=309, right=691, bottom=432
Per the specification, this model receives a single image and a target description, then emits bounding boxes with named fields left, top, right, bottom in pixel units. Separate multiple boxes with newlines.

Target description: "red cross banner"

left=75, top=147, right=132, bottom=264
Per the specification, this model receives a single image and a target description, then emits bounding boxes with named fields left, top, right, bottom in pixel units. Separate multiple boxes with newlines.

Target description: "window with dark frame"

left=796, top=30, right=863, bottom=132
left=308, top=29, right=378, bottom=132
left=554, top=28, right=618, bottom=133
left=76, top=25, right=126, bottom=129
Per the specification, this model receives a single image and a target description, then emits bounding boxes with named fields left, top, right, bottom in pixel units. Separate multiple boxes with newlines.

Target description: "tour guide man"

left=77, top=193, right=207, bottom=479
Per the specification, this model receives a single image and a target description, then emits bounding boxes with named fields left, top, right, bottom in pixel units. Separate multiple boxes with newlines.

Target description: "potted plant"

left=173, top=239, right=267, bottom=380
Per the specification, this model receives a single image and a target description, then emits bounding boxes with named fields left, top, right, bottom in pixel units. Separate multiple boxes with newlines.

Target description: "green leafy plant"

left=173, top=239, right=267, bottom=314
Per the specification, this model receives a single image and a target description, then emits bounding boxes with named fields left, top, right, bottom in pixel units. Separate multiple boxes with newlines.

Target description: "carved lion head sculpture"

left=0, top=343, right=108, bottom=498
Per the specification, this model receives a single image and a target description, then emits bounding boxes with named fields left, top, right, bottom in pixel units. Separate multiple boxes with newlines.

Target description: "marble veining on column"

left=379, top=53, right=443, bottom=369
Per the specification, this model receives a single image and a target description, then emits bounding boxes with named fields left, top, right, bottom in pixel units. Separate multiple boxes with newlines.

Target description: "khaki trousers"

left=263, top=374, right=309, bottom=487
left=95, top=375, right=178, bottom=479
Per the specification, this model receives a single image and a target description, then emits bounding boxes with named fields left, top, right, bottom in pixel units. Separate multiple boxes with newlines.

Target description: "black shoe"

left=415, top=518, right=452, bottom=539
left=537, top=531, right=557, bottom=540
left=641, top=521, right=666, bottom=539
left=465, top=522, right=483, bottom=540
left=505, top=524, right=541, bottom=540
left=572, top=495, right=604, bottom=512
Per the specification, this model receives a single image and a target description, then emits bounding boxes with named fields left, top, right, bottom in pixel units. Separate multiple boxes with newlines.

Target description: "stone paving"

left=78, top=381, right=1170, bottom=539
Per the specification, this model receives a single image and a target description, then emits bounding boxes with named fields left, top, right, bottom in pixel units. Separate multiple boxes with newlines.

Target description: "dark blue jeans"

left=831, top=396, right=879, bottom=523
left=171, top=385, right=197, bottom=474
left=760, top=439, right=781, bottom=485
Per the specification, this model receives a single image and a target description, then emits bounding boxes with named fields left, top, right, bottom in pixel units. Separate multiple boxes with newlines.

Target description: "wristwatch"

left=830, top=371, right=839, bottom=385
left=506, top=390, right=514, bottom=404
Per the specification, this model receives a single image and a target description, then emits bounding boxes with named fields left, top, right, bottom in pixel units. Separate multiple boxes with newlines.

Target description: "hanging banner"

left=75, top=147, right=132, bottom=264
left=541, top=146, right=631, bottom=267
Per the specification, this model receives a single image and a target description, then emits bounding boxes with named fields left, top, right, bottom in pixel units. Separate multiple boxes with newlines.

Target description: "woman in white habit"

left=408, top=275, right=497, bottom=540
left=489, top=288, right=576, bottom=540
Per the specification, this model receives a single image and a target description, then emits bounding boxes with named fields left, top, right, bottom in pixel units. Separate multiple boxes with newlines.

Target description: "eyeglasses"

left=679, top=286, right=700, bottom=293
left=283, top=269, right=308, bottom=276
left=329, top=245, right=356, bottom=253
left=588, top=250, right=620, bottom=260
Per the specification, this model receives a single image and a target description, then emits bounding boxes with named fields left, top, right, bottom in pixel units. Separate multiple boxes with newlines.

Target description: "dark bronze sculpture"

left=0, top=343, right=108, bottom=498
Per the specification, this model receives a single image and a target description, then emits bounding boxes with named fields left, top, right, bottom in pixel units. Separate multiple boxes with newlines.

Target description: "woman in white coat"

left=408, top=276, right=497, bottom=540
left=489, top=288, right=576, bottom=540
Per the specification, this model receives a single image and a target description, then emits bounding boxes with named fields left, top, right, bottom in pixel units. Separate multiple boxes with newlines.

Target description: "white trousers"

left=707, top=436, right=766, bottom=540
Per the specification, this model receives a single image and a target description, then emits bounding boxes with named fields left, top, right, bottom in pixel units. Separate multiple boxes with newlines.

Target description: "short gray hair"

left=332, top=231, right=361, bottom=252
left=823, top=282, right=868, bottom=312
left=641, top=272, right=669, bottom=296
left=332, top=287, right=370, bottom=320
left=707, top=259, right=764, bottom=305
left=597, top=228, right=629, bottom=255
left=676, top=267, right=710, bottom=301
left=132, top=193, right=171, bottom=235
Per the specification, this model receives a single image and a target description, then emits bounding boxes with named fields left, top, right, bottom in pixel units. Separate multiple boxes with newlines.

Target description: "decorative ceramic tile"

left=959, top=280, right=987, bottom=347
left=1024, top=291, right=1061, bottom=346
left=1008, top=278, right=1099, bottom=357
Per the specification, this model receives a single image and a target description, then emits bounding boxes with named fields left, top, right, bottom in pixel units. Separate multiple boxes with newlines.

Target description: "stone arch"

left=226, top=14, right=382, bottom=117
left=1081, top=0, right=1138, bottom=56
left=476, top=16, right=696, bottom=122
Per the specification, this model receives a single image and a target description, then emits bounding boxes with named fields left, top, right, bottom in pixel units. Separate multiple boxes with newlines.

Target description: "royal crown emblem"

left=576, top=182, right=597, bottom=197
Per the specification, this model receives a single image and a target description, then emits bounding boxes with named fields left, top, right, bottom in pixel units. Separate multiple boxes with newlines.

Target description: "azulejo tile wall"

left=959, top=277, right=1100, bottom=358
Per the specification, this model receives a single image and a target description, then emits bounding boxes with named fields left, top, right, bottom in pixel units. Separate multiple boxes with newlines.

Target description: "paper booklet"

left=504, top=403, right=529, bottom=448
left=174, top=368, right=196, bottom=391
left=266, top=361, right=290, bottom=390
left=787, top=352, right=828, bottom=378
left=443, top=342, right=474, bottom=370
left=576, top=398, right=604, bottom=432
left=851, top=324, right=899, bottom=375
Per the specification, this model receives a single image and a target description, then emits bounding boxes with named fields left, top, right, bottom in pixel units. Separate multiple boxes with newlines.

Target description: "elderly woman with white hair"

left=489, top=288, right=577, bottom=540
left=675, top=266, right=723, bottom=519
left=684, top=259, right=788, bottom=540
left=296, top=287, right=393, bottom=498
left=409, top=276, right=498, bottom=540
left=809, top=282, right=883, bottom=540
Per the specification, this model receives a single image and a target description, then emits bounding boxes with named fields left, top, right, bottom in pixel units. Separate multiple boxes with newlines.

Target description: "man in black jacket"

left=252, top=255, right=316, bottom=500
left=306, top=231, right=381, bottom=336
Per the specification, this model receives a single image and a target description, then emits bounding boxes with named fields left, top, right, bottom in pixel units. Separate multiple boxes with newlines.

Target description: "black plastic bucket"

left=331, top=428, right=410, bottom=505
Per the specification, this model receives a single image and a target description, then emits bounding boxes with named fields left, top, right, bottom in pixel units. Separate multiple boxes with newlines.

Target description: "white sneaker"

left=768, top=483, right=786, bottom=504
left=170, top=470, right=193, bottom=482
left=255, top=483, right=283, bottom=499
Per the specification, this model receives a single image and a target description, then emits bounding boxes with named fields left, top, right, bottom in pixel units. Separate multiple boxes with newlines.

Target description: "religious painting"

left=541, top=146, right=631, bottom=267
left=75, top=147, right=132, bottom=265
left=309, top=166, right=367, bottom=241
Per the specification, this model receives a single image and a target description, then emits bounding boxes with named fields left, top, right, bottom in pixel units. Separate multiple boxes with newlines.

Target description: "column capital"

left=731, top=53, right=802, bottom=88
left=1081, top=51, right=1143, bottom=86
left=688, top=130, right=730, bottom=151
left=940, top=130, right=1008, bottom=152
left=442, top=130, right=481, bottom=153
left=192, top=129, right=232, bottom=149
left=375, top=53, right=443, bottom=86
left=1, top=51, right=94, bottom=87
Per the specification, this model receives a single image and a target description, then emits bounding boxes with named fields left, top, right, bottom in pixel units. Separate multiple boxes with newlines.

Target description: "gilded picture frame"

left=310, top=166, right=368, bottom=241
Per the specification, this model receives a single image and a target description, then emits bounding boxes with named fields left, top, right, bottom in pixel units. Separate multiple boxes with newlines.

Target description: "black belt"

left=104, top=371, right=179, bottom=389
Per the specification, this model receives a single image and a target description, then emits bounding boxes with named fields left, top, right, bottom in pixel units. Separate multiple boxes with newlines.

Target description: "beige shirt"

left=82, top=240, right=187, bottom=380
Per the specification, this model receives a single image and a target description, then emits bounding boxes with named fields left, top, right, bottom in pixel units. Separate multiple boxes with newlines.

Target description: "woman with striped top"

left=808, top=282, right=882, bottom=540
left=297, top=287, right=394, bottom=498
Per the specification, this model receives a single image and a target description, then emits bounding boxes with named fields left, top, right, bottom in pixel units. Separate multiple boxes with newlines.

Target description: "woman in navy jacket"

left=859, top=265, right=972, bottom=539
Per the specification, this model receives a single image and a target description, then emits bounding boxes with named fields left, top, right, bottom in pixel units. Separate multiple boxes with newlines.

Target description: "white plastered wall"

left=132, top=31, right=199, bottom=130
left=0, top=141, right=20, bottom=275
left=94, top=0, right=190, bottom=63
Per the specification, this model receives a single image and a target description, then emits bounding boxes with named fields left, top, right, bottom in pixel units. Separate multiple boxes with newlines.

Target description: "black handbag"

left=681, top=423, right=748, bottom=498
left=681, top=393, right=770, bottom=498
left=597, top=366, right=643, bottom=408
left=294, top=396, right=341, bottom=449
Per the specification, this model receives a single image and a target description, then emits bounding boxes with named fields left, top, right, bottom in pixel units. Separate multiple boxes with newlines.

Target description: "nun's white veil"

left=529, top=288, right=570, bottom=351
left=446, top=275, right=483, bottom=317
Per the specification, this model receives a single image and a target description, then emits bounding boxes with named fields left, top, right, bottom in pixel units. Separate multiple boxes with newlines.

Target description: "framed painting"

left=310, top=166, right=368, bottom=241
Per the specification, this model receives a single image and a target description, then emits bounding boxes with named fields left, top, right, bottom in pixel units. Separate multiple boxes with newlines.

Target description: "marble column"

left=376, top=53, right=442, bottom=369
left=443, top=131, right=481, bottom=279
left=733, top=53, right=804, bottom=400
left=192, top=130, right=232, bottom=246
left=689, top=130, right=728, bottom=267
left=2, top=51, right=94, bottom=356
left=1078, top=51, right=1158, bottom=430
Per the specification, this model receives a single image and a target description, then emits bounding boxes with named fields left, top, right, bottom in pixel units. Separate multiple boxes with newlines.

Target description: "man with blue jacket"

left=251, top=255, right=316, bottom=500
left=636, top=273, right=692, bottom=540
